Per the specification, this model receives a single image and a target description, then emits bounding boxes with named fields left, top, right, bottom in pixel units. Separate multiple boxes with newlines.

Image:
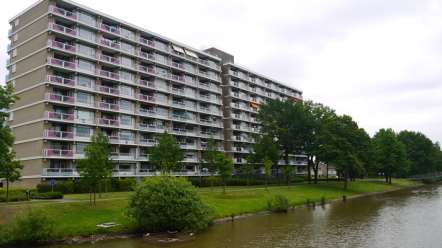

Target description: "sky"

left=2, top=0, right=442, bottom=143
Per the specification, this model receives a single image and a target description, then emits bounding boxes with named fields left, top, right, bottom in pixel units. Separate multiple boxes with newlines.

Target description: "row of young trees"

left=251, top=99, right=442, bottom=188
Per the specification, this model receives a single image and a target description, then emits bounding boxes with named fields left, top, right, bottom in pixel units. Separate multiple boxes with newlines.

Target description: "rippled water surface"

left=51, top=185, right=442, bottom=248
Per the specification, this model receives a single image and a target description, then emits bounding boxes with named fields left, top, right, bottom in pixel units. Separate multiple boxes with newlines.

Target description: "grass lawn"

left=0, top=179, right=420, bottom=238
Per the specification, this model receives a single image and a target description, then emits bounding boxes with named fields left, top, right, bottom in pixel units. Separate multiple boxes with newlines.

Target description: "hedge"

left=30, top=191, right=63, bottom=200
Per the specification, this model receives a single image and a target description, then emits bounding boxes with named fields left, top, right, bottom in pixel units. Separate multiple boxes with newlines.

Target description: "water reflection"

left=50, top=185, right=442, bottom=248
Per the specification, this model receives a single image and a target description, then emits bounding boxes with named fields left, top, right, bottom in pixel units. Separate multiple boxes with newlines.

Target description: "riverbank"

left=0, top=179, right=421, bottom=245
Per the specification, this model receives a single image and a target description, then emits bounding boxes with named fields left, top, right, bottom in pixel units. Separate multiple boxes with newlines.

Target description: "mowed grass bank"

left=0, top=179, right=420, bottom=238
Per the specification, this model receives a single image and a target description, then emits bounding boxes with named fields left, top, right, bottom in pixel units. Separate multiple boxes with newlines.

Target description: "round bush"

left=267, top=194, right=290, bottom=212
left=128, top=176, right=213, bottom=232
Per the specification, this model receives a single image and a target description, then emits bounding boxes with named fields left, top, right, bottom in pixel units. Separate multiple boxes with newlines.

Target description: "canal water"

left=51, top=185, right=442, bottom=248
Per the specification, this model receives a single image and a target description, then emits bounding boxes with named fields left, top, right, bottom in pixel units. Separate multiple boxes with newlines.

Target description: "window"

left=76, top=126, right=91, bottom=137
left=77, top=76, right=94, bottom=88
left=79, top=27, right=95, bottom=41
left=76, top=92, right=92, bottom=105
left=120, top=85, right=134, bottom=97
left=78, top=44, right=95, bottom=57
left=13, top=33, right=18, bottom=42
left=75, top=142, right=88, bottom=154
left=76, top=110, right=94, bottom=123
left=120, top=130, right=134, bottom=140
left=121, top=28, right=135, bottom=40
left=77, top=59, right=95, bottom=72
left=78, top=12, right=96, bottom=26
left=120, top=115, right=133, bottom=126
left=120, top=99, right=133, bottom=111
left=12, top=49, right=17, bottom=57
left=120, top=71, right=134, bottom=82
left=11, top=64, right=16, bottom=73
left=120, top=42, right=134, bottom=54
left=120, top=56, right=133, bottom=67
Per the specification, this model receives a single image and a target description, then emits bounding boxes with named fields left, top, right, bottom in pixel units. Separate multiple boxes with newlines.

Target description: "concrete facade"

left=5, top=0, right=304, bottom=186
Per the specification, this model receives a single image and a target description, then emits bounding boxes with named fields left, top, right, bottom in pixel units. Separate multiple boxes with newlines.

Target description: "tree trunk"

left=343, top=171, right=348, bottom=190
left=326, top=164, right=329, bottom=183
left=307, top=156, right=313, bottom=184
left=385, top=174, right=389, bottom=183
left=6, top=180, right=9, bottom=203
left=389, top=176, right=392, bottom=184
left=313, top=160, right=320, bottom=184
left=284, top=150, right=290, bottom=186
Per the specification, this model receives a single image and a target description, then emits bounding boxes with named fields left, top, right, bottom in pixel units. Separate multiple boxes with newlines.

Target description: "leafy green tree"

left=77, top=130, right=113, bottom=205
left=0, top=84, right=21, bottom=203
left=215, top=153, right=233, bottom=194
left=398, top=130, right=440, bottom=176
left=202, top=137, right=220, bottom=189
left=150, top=132, right=183, bottom=174
left=263, top=157, right=273, bottom=189
left=319, top=115, right=368, bottom=189
left=373, top=129, right=409, bottom=183
left=248, top=135, right=279, bottom=186
left=239, top=162, right=255, bottom=186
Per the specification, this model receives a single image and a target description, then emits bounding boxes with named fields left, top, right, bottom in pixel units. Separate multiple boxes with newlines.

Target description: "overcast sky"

left=2, top=0, right=441, bottom=143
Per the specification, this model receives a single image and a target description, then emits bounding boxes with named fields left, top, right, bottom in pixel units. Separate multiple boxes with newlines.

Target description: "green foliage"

left=249, top=135, right=280, bottom=166
left=263, top=157, right=273, bottom=187
left=373, top=129, right=410, bottom=183
left=150, top=132, right=183, bottom=173
left=6, top=210, right=55, bottom=245
left=267, top=194, right=290, bottom=212
left=214, top=153, right=233, bottom=193
left=0, top=189, right=28, bottom=202
left=31, top=191, right=64, bottom=200
left=76, top=130, right=113, bottom=204
left=398, top=130, right=442, bottom=176
left=202, top=137, right=221, bottom=175
left=128, top=176, right=213, bottom=232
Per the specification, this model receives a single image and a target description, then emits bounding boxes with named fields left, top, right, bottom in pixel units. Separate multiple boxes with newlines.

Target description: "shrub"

left=10, top=210, right=54, bottom=245
left=128, top=176, right=213, bottom=232
left=31, top=191, right=63, bottom=200
left=267, top=194, right=290, bottom=212
left=37, top=180, right=75, bottom=194
left=111, top=178, right=136, bottom=192
left=0, top=189, right=29, bottom=202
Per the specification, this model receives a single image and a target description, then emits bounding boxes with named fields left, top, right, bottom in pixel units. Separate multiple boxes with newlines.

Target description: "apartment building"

left=5, top=0, right=304, bottom=187
left=6, top=0, right=224, bottom=187
left=204, top=48, right=307, bottom=174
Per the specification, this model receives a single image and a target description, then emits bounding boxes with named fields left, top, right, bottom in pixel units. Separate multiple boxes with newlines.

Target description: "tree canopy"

left=150, top=132, right=183, bottom=174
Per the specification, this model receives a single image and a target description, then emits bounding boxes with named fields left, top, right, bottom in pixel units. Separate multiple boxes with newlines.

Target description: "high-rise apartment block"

left=5, top=0, right=305, bottom=187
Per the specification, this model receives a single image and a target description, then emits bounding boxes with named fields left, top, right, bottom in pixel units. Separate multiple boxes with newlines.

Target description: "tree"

left=248, top=134, right=280, bottom=185
left=398, top=130, right=441, bottom=176
left=239, top=162, right=255, bottom=186
left=150, top=132, right=183, bottom=174
left=373, top=129, right=409, bottom=184
left=0, top=84, right=21, bottom=203
left=319, top=115, right=368, bottom=189
left=77, top=130, right=114, bottom=205
left=263, top=157, right=273, bottom=189
left=214, top=153, right=233, bottom=194
left=202, top=137, right=220, bottom=189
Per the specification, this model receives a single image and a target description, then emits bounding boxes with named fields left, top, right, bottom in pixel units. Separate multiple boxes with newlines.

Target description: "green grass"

left=0, top=179, right=420, bottom=238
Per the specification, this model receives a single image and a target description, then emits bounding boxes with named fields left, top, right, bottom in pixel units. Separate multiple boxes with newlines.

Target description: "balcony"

left=48, top=57, right=76, bottom=70
left=47, top=75, right=75, bottom=86
left=49, top=23, right=77, bottom=36
left=171, top=62, right=185, bottom=70
left=138, top=79, right=156, bottom=89
left=42, top=168, right=78, bottom=177
left=98, top=118, right=119, bottom=127
left=180, top=143, right=197, bottom=150
left=138, top=51, right=156, bottom=61
left=199, top=119, right=222, bottom=127
left=139, top=138, right=158, bottom=146
left=99, top=54, right=120, bottom=65
left=100, top=23, right=120, bottom=35
left=44, top=130, right=74, bottom=140
left=98, top=101, right=119, bottom=111
left=138, top=65, right=156, bottom=74
left=111, top=153, right=136, bottom=160
left=96, top=85, right=119, bottom=95
left=171, top=114, right=195, bottom=123
left=100, top=38, right=121, bottom=49
left=138, top=94, right=155, bottom=103
left=139, top=123, right=166, bottom=133
left=139, top=37, right=155, bottom=47
left=97, top=69, right=120, bottom=80
left=49, top=40, right=76, bottom=53
left=45, top=111, right=75, bottom=121
left=49, top=6, right=77, bottom=20
left=43, top=149, right=74, bottom=158
left=183, top=157, right=198, bottom=163
left=45, top=93, right=75, bottom=104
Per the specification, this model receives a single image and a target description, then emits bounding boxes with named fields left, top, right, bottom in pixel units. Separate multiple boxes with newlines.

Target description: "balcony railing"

left=138, top=65, right=156, bottom=74
left=138, top=94, right=155, bottom=102
left=47, top=75, right=75, bottom=86
left=48, top=57, right=76, bottom=69
left=49, top=6, right=77, bottom=20
left=139, top=51, right=156, bottom=61
left=139, top=37, right=155, bottom=47
left=50, top=23, right=77, bottom=36
left=45, top=93, right=75, bottom=104
left=96, top=85, right=119, bottom=95
left=97, top=70, right=120, bottom=80
left=100, top=23, right=120, bottom=35
left=49, top=40, right=76, bottom=52
left=98, top=118, right=119, bottom=127
left=99, top=101, right=119, bottom=111
left=44, top=130, right=74, bottom=139
left=100, top=38, right=121, bottom=49
left=138, top=79, right=156, bottom=89
left=42, top=168, right=78, bottom=177
left=45, top=111, right=75, bottom=121
left=43, top=149, right=74, bottom=158
left=139, top=138, right=158, bottom=146
left=99, top=54, right=120, bottom=64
